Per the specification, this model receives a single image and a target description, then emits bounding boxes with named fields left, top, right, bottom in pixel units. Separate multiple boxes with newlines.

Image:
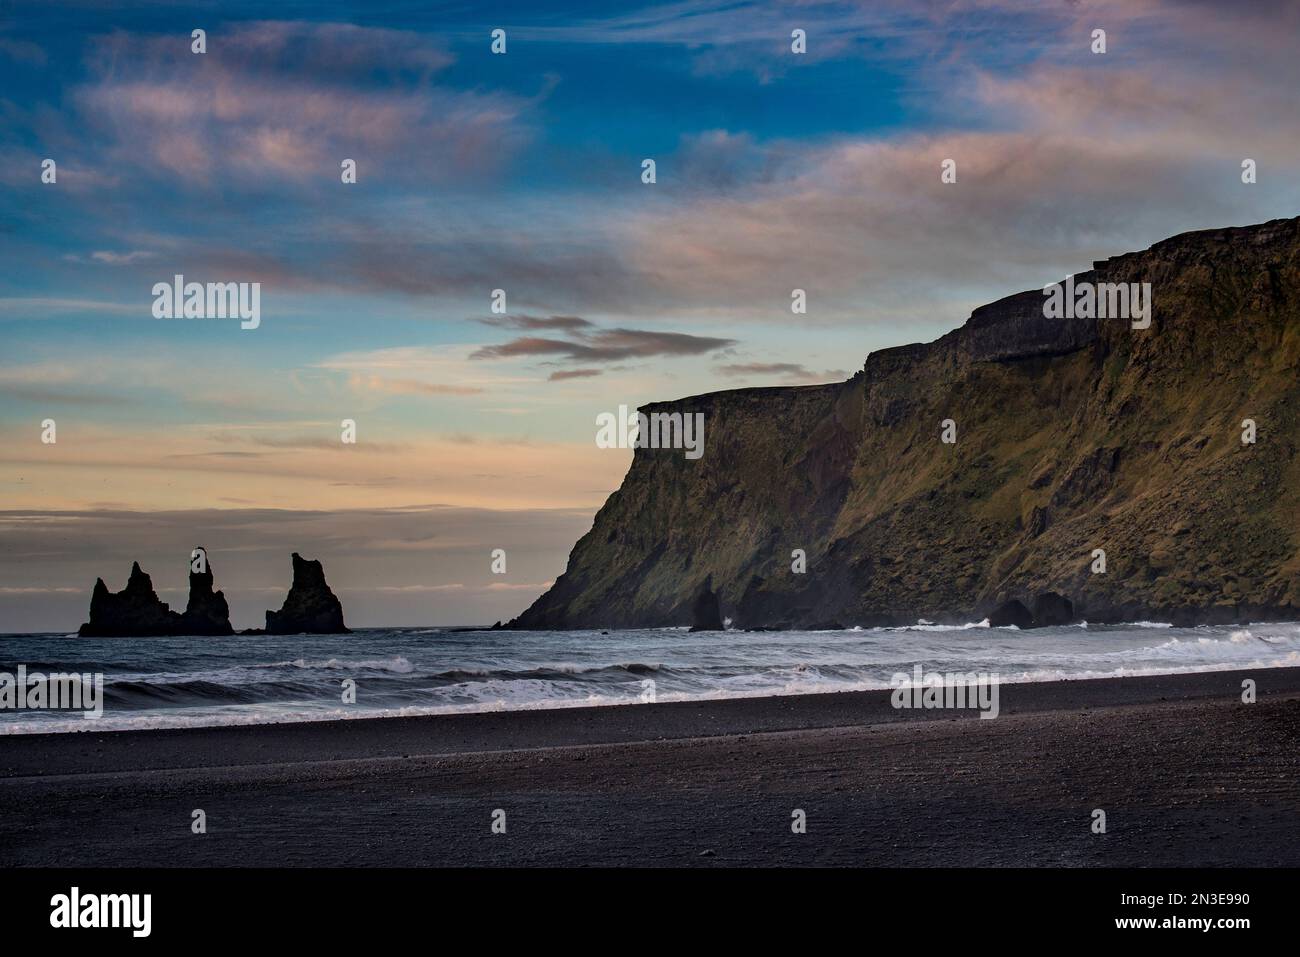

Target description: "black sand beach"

left=2, top=667, right=1297, bottom=867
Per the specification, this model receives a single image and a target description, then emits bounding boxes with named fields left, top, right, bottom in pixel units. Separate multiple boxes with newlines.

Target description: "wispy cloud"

left=89, top=250, right=155, bottom=265
left=0, top=36, right=46, bottom=66
left=548, top=368, right=603, bottom=381
left=472, top=324, right=737, bottom=363
left=0, top=298, right=136, bottom=316
left=478, top=314, right=595, bottom=332
left=71, top=22, right=536, bottom=186
left=715, top=362, right=845, bottom=383
left=347, top=376, right=485, bottom=397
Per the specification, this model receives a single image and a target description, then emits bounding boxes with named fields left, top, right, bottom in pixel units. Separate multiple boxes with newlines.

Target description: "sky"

left=1, top=0, right=1298, bottom=631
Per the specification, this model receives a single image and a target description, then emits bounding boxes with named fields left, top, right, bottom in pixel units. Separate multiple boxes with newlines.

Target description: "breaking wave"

left=3, top=621, right=1298, bottom=733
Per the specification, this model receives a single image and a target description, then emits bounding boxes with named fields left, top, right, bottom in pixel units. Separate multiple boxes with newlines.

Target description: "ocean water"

left=2, top=620, right=1298, bottom=734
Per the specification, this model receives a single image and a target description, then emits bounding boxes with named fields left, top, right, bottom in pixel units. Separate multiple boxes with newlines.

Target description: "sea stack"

left=688, top=578, right=724, bottom=632
left=77, top=552, right=235, bottom=637
left=78, top=562, right=182, bottom=637
left=265, top=553, right=350, bottom=634
left=179, top=546, right=234, bottom=636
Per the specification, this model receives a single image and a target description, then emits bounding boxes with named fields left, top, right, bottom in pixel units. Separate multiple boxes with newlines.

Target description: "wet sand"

left=2, top=667, right=1297, bottom=866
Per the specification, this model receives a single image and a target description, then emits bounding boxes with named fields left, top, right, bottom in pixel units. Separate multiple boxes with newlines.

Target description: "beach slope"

left=1, top=667, right=1297, bottom=867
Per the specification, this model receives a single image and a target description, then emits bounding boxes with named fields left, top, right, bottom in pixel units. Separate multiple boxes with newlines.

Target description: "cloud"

left=107, top=0, right=1294, bottom=330
left=477, top=314, right=595, bottom=332
left=72, top=22, right=536, bottom=186
left=88, top=250, right=155, bottom=265
left=506, top=0, right=940, bottom=80
left=207, top=434, right=411, bottom=453
left=0, top=418, right=628, bottom=512
left=347, top=375, right=485, bottom=397
left=6, top=0, right=1298, bottom=339
left=617, top=115, right=1300, bottom=327
left=0, top=298, right=136, bottom=316
left=471, top=325, right=738, bottom=363
left=0, top=37, right=47, bottom=66
left=314, top=346, right=518, bottom=397
left=0, top=385, right=135, bottom=407
left=715, top=362, right=848, bottom=384
left=548, top=369, right=603, bottom=381
left=716, top=362, right=808, bottom=377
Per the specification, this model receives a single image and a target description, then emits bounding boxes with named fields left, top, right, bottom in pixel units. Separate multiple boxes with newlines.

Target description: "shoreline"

left=0, top=655, right=1294, bottom=741
left=2, top=665, right=1298, bottom=866
left=508, top=608, right=1300, bottom=630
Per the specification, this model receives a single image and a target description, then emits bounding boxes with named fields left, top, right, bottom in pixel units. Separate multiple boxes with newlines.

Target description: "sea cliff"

left=513, top=217, right=1300, bottom=629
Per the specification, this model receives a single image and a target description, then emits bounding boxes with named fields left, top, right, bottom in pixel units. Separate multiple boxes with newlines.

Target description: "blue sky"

left=1, top=0, right=1298, bottom=629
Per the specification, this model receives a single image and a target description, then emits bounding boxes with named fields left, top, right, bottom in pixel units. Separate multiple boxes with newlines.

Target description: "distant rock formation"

left=264, top=553, right=350, bottom=634
left=78, top=549, right=235, bottom=637
left=76, top=550, right=350, bottom=636
left=688, top=578, right=724, bottom=631
left=179, top=547, right=233, bottom=636
left=78, top=562, right=181, bottom=637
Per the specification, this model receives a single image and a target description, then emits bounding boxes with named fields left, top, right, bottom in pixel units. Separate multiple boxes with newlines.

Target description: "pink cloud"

left=73, top=22, right=535, bottom=185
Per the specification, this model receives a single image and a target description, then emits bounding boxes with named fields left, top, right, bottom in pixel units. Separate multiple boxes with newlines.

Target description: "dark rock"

left=1031, top=592, right=1075, bottom=627
left=688, top=577, right=724, bottom=632
left=1026, top=506, right=1050, bottom=538
left=987, top=594, right=1074, bottom=628
left=178, top=546, right=233, bottom=635
left=1052, top=447, right=1121, bottom=508
left=78, top=562, right=182, bottom=637
left=988, top=599, right=1034, bottom=629
left=78, top=551, right=235, bottom=637
left=265, top=553, right=350, bottom=635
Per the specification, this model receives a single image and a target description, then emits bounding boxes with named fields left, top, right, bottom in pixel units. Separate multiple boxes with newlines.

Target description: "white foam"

left=281, top=656, right=415, bottom=674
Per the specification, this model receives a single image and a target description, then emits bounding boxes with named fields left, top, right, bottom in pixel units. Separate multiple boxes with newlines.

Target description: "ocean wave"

left=6, top=650, right=1299, bottom=736
left=103, top=677, right=324, bottom=708
left=5, top=622, right=1300, bottom=734
left=895, top=619, right=992, bottom=632
left=271, top=656, right=415, bottom=674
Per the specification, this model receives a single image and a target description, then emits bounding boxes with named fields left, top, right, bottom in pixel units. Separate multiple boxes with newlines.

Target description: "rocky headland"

left=512, top=217, right=1300, bottom=630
